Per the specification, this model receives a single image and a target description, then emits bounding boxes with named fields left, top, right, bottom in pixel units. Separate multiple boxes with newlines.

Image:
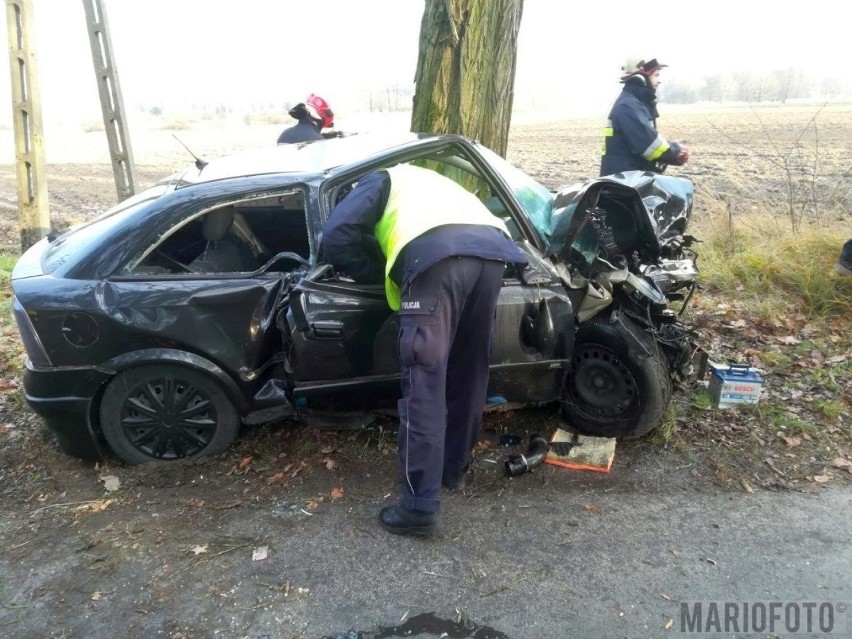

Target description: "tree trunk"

left=411, top=0, right=524, bottom=158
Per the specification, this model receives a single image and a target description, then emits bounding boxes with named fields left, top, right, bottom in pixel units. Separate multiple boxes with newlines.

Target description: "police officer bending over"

left=321, top=164, right=527, bottom=536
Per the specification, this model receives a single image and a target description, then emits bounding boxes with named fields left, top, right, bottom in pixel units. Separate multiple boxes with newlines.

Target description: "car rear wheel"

left=563, top=316, right=672, bottom=438
left=100, top=365, right=239, bottom=464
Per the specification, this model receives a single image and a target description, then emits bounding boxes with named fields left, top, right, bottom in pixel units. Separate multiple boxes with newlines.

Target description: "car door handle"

left=310, top=320, right=344, bottom=339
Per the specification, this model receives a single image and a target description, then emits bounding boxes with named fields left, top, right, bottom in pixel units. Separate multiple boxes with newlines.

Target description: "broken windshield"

left=475, top=145, right=554, bottom=242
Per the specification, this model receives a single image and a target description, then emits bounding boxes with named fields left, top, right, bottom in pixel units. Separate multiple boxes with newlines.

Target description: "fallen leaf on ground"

left=75, top=499, right=114, bottom=513
left=266, top=472, right=285, bottom=485
left=330, top=487, right=344, bottom=500
left=320, top=445, right=335, bottom=455
left=813, top=475, right=831, bottom=483
left=665, top=619, right=674, bottom=630
left=583, top=504, right=601, bottom=515
left=0, top=379, right=16, bottom=393
left=739, top=478, right=754, bottom=493
left=91, top=592, right=102, bottom=601
left=190, top=544, right=208, bottom=555
left=252, top=546, right=268, bottom=561
left=215, top=498, right=243, bottom=510
left=661, top=593, right=671, bottom=601
left=323, top=458, right=337, bottom=471
left=830, top=458, right=852, bottom=469
left=186, top=498, right=205, bottom=508
left=776, top=335, right=801, bottom=345
left=669, top=548, right=680, bottom=556
left=782, top=436, right=801, bottom=448
left=100, top=475, right=120, bottom=492
left=238, top=456, right=253, bottom=471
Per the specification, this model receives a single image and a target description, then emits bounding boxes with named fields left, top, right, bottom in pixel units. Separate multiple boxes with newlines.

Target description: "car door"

left=288, top=139, right=573, bottom=405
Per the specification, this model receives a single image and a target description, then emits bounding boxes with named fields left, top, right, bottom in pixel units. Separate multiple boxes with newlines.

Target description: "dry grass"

left=82, top=120, right=105, bottom=133
left=243, top=111, right=285, bottom=126
left=691, top=207, right=852, bottom=320
left=155, top=117, right=196, bottom=131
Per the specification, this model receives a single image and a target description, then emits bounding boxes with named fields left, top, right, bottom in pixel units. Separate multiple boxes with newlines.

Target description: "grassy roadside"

left=656, top=208, right=852, bottom=488
left=1, top=251, right=26, bottom=391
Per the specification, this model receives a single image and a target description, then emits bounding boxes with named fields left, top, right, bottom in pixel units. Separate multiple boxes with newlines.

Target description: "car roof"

left=176, top=132, right=442, bottom=186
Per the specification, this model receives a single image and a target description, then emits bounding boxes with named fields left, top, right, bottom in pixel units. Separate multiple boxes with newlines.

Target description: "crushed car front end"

left=548, top=171, right=706, bottom=384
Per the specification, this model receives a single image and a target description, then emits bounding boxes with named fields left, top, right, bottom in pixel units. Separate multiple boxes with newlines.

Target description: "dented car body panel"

left=547, top=171, right=694, bottom=264
left=11, top=134, right=701, bottom=462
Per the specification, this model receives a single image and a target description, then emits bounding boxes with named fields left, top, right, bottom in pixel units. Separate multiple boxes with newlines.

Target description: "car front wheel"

left=99, top=365, right=239, bottom=464
left=563, top=316, right=672, bottom=438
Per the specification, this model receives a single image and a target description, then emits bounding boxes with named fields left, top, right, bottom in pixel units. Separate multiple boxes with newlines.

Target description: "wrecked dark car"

left=11, top=133, right=704, bottom=464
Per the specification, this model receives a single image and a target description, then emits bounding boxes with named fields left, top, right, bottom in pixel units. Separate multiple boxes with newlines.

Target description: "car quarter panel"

left=14, top=274, right=286, bottom=381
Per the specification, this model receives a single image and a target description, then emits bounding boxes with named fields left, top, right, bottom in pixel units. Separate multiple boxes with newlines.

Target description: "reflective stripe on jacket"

left=375, top=165, right=510, bottom=310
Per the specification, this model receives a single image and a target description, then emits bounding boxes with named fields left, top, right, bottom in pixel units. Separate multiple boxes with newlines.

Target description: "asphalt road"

left=1, top=451, right=849, bottom=639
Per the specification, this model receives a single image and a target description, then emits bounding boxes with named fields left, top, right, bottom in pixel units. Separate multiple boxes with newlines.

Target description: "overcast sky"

left=0, top=0, right=847, bottom=127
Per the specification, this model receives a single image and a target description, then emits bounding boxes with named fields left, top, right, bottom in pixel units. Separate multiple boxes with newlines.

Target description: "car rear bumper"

left=23, top=360, right=112, bottom=459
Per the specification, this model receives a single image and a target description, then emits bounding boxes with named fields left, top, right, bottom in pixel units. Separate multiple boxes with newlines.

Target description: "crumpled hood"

left=545, top=171, right=694, bottom=262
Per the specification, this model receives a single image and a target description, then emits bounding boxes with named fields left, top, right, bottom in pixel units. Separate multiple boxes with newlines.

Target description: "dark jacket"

left=321, top=170, right=527, bottom=289
left=600, top=78, right=681, bottom=176
left=277, top=119, right=323, bottom=144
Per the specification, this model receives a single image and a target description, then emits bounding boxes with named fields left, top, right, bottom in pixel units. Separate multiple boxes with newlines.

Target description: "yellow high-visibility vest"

left=374, top=164, right=510, bottom=310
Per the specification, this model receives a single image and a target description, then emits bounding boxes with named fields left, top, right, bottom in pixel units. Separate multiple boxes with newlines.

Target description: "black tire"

left=99, top=364, right=239, bottom=464
left=563, top=316, right=672, bottom=438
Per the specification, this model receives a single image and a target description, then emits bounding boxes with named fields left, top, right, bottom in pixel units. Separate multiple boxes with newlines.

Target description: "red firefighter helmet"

left=304, top=94, right=334, bottom=129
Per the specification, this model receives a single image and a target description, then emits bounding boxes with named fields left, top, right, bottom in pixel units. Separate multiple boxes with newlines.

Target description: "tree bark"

left=411, top=0, right=524, bottom=158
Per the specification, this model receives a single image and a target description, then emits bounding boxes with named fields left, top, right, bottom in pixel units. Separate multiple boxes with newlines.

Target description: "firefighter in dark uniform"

left=600, top=58, right=689, bottom=176
left=321, top=164, right=527, bottom=536
left=276, top=94, right=334, bottom=144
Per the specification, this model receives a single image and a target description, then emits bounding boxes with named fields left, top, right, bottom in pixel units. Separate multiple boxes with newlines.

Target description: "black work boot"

left=837, top=239, right=852, bottom=276
left=378, top=505, right=441, bottom=537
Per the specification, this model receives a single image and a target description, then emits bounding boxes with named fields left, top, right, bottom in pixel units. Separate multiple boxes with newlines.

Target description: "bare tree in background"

left=411, top=0, right=524, bottom=158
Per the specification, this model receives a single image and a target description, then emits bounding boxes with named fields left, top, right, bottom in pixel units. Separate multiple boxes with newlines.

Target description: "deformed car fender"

left=101, top=348, right=250, bottom=414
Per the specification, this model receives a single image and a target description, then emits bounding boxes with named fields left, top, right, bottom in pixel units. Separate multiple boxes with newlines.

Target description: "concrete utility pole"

left=82, top=0, right=137, bottom=201
left=5, top=0, right=50, bottom=251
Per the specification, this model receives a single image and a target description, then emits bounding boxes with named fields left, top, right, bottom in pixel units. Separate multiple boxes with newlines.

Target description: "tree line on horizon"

left=660, top=68, right=850, bottom=104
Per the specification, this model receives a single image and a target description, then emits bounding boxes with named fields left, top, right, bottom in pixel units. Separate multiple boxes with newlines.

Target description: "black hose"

left=505, top=435, right=550, bottom=476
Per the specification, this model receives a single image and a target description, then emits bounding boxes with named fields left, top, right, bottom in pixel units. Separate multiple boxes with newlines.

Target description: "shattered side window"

left=129, top=189, right=310, bottom=276
left=475, top=145, right=554, bottom=241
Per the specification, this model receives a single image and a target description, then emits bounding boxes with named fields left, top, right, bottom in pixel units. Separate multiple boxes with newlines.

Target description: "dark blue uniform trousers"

left=396, top=256, right=504, bottom=513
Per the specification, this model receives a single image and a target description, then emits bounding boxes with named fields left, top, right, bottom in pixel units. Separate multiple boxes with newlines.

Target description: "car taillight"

left=12, top=296, right=52, bottom=367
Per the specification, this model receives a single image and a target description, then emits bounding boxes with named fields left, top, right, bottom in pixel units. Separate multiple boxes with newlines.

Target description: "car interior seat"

left=188, top=207, right=246, bottom=273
